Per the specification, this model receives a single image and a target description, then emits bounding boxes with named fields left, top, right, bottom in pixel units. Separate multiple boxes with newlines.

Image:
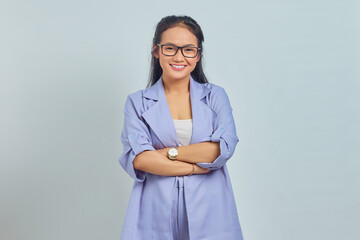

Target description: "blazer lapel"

left=142, top=75, right=211, bottom=148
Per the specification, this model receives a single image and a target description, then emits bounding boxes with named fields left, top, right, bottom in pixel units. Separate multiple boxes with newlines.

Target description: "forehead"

left=160, top=26, right=198, bottom=45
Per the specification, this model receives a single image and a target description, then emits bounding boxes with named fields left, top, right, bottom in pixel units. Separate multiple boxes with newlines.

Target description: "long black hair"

left=146, top=15, right=208, bottom=88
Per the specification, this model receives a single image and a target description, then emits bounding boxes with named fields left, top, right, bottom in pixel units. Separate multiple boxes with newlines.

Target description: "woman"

left=119, top=15, right=244, bottom=240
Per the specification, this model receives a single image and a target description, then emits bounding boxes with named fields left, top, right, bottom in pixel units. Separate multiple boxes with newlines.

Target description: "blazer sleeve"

left=118, top=93, right=155, bottom=182
left=195, top=87, right=239, bottom=170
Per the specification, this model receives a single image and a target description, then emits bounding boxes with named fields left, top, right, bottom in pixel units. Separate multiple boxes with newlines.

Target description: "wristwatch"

left=167, top=147, right=178, bottom=160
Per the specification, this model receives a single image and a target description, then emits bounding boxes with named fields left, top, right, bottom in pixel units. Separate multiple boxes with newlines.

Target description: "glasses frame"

left=156, top=43, right=201, bottom=58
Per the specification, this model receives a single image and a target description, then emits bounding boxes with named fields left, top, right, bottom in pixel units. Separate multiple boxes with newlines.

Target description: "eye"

left=164, top=46, right=175, bottom=50
left=184, top=47, right=195, bottom=52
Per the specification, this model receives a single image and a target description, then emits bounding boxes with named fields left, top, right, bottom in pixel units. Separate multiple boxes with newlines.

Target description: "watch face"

left=169, top=148, right=178, bottom=156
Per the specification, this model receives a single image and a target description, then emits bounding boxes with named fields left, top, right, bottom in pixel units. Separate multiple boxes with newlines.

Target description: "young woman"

left=119, top=15, right=244, bottom=240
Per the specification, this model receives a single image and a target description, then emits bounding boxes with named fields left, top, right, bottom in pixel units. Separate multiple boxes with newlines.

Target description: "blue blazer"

left=119, top=75, right=243, bottom=239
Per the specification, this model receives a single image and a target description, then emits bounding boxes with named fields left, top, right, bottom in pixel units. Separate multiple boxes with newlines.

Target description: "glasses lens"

left=183, top=47, right=198, bottom=58
left=162, top=45, right=178, bottom=56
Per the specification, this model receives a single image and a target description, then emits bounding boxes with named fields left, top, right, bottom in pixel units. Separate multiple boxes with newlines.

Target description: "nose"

left=173, top=48, right=185, bottom=61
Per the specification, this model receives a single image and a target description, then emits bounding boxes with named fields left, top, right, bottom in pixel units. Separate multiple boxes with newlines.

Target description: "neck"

left=162, top=75, right=190, bottom=95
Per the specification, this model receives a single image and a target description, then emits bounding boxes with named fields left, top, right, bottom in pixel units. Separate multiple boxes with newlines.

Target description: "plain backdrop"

left=1, top=0, right=359, bottom=239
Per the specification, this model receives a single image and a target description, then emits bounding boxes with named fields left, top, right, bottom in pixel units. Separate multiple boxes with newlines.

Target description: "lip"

left=170, top=64, right=187, bottom=71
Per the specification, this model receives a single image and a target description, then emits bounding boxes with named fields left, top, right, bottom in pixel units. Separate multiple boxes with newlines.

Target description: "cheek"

left=188, top=60, right=198, bottom=70
left=190, top=57, right=199, bottom=66
left=158, top=59, right=168, bottom=69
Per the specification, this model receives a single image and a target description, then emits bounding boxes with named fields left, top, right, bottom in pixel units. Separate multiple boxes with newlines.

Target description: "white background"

left=1, top=0, right=359, bottom=239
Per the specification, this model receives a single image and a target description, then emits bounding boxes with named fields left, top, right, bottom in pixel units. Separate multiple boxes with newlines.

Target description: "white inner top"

left=172, top=119, right=193, bottom=146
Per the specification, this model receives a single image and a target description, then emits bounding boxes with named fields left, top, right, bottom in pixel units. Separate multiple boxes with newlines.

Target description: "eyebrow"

left=162, top=42, right=197, bottom=47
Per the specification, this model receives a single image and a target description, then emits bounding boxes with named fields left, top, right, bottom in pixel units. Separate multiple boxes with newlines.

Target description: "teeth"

left=171, top=65, right=185, bottom=69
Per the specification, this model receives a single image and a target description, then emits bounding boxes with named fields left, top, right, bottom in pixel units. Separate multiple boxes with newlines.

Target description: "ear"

left=152, top=45, right=159, bottom=59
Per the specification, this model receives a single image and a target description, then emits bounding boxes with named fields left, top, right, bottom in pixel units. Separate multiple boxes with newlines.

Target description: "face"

left=153, top=25, right=200, bottom=83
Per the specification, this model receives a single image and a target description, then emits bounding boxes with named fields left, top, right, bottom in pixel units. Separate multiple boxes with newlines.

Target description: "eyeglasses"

left=156, top=44, right=201, bottom=58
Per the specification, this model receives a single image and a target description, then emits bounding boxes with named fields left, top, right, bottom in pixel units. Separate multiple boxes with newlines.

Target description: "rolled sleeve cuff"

left=128, top=133, right=155, bottom=156
left=195, top=125, right=228, bottom=170
left=119, top=133, right=155, bottom=182
left=195, top=137, right=229, bottom=170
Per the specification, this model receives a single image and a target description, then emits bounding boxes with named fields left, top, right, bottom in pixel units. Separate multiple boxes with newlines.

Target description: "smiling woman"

left=118, top=15, right=244, bottom=240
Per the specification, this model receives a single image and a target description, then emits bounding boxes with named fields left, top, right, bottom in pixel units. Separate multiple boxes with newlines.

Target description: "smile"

left=170, top=64, right=186, bottom=71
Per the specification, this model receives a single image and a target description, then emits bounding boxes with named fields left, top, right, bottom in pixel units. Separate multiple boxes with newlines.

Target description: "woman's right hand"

left=193, top=164, right=211, bottom=175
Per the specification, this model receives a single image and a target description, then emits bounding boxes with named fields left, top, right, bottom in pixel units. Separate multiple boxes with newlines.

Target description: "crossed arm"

left=122, top=87, right=238, bottom=180
left=133, top=141, right=220, bottom=176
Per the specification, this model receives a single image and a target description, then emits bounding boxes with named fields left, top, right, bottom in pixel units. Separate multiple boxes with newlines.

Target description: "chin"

left=167, top=74, right=190, bottom=81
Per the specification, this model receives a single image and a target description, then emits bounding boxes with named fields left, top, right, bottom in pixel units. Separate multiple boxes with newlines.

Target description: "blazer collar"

left=143, top=75, right=210, bottom=101
left=141, top=75, right=211, bottom=147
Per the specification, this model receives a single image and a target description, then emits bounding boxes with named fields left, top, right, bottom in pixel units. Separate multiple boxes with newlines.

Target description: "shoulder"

left=200, top=82, right=234, bottom=115
left=201, top=82, right=227, bottom=95
left=123, top=89, right=147, bottom=116
left=204, top=82, right=231, bottom=107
